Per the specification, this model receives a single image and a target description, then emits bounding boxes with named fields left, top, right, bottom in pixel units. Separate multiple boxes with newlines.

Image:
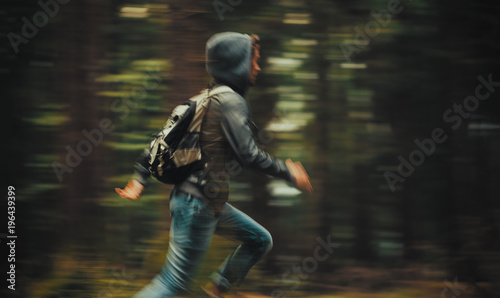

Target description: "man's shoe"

left=201, top=281, right=225, bottom=298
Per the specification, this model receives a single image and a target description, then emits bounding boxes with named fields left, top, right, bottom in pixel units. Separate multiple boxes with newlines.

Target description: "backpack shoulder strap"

left=189, top=85, right=235, bottom=133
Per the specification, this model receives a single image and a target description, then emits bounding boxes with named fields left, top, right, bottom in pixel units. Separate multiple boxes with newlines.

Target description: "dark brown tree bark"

left=169, top=0, right=211, bottom=106
left=55, top=0, right=112, bottom=240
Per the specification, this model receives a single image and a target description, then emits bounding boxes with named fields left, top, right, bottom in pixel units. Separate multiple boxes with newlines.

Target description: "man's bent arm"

left=220, top=95, right=292, bottom=182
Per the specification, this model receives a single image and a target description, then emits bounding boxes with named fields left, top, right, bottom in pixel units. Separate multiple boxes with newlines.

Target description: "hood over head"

left=206, top=32, right=252, bottom=95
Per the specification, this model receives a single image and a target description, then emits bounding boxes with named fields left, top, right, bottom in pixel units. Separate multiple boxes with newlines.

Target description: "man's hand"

left=286, top=159, right=313, bottom=194
left=115, top=179, right=144, bottom=200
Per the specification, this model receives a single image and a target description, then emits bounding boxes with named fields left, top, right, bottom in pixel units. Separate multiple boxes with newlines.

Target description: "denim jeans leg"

left=134, top=190, right=218, bottom=297
left=210, top=203, right=273, bottom=291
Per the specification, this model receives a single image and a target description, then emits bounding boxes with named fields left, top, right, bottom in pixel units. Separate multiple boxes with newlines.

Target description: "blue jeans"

left=133, top=189, right=273, bottom=297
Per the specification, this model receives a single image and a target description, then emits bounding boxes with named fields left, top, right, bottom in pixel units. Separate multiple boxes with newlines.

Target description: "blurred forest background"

left=1, top=0, right=500, bottom=297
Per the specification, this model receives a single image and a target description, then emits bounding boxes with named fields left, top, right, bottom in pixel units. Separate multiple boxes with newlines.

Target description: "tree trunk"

left=169, top=0, right=211, bottom=105
left=55, top=0, right=112, bottom=242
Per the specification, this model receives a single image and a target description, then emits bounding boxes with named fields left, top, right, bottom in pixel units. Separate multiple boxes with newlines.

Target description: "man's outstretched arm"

left=115, top=148, right=150, bottom=200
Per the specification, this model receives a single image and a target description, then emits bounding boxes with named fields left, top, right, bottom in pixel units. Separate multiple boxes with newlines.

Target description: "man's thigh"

left=214, top=203, right=271, bottom=245
left=169, top=191, right=219, bottom=248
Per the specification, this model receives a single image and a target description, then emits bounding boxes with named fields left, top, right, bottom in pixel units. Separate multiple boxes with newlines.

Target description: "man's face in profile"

left=249, top=47, right=261, bottom=84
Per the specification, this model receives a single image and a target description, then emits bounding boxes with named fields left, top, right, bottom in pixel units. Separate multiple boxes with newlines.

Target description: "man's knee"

left=257, top=230, right=273, bottom=253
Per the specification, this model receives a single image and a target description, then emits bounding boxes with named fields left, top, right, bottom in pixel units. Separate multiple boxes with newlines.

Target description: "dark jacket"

left=132, top=32, right=292, bottom=211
